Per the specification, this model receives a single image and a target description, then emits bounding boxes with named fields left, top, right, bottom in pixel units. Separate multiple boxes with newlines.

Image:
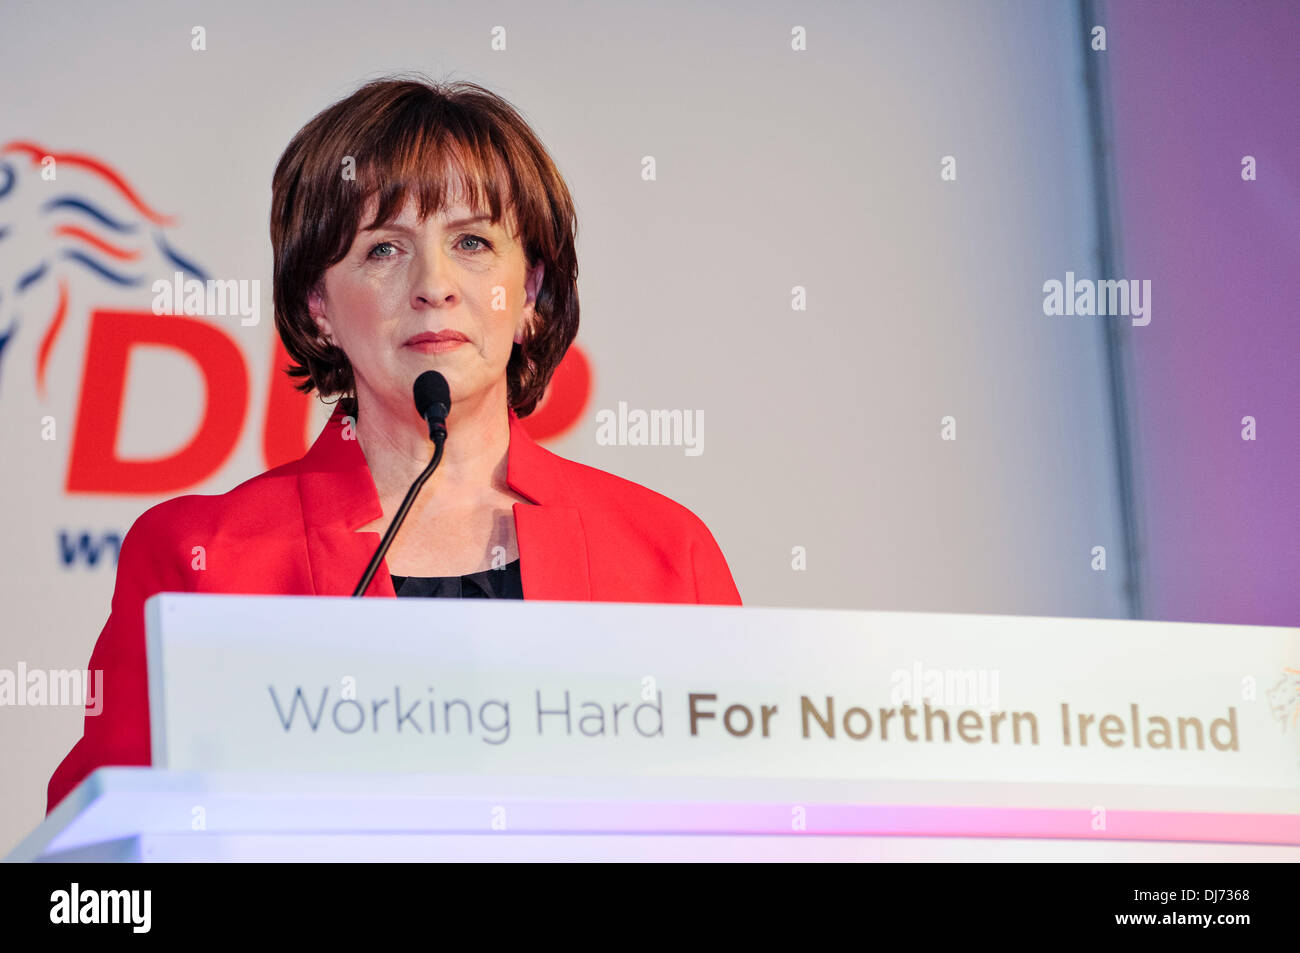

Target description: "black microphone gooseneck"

left=351, top=371, right=451, bottom=597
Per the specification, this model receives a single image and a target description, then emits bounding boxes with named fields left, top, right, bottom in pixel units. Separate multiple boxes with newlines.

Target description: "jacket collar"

left=295, top=404, right=591, bottom=600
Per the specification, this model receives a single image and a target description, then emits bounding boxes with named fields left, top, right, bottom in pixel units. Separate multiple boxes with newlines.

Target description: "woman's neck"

left=351, top=383, right=513, bottom=506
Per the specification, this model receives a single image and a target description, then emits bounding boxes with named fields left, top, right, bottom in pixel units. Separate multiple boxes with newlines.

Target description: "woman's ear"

left=307, top=285, right=334, bottom=345
left=515, top=261, right=545, bottom=344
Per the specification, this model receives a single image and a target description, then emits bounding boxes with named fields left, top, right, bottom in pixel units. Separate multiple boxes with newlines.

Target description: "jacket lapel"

left=506, top=410, right=592, bottom=601
left=296, top=407, right=395, bottom=598
left=295, top=405, right=591, bottom=601
left=512, top=503, right=592, bottom=600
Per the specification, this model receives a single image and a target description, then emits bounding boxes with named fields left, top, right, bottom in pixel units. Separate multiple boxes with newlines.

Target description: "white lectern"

left=8, top=594, right=1299, bottom=861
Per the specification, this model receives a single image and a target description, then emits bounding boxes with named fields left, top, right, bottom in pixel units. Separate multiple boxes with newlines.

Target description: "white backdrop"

left=0, top=0, right=1127, bottom=855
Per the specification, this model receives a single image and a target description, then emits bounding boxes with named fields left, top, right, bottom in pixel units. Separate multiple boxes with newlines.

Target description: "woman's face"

left=308, top=188, right=544, bottom=425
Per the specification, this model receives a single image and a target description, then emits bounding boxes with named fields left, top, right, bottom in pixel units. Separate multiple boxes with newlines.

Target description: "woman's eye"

left=367, top=241, right=397, bottom=259
left=459, top=234, right=492, bottom=252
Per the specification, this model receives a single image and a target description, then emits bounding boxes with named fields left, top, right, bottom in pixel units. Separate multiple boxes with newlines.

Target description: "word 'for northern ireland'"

left=689, top=695, right=1239, bottom=751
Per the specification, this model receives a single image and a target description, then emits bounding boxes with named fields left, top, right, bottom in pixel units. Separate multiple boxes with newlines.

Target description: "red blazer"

left=46, top=405, right=741, bottom=813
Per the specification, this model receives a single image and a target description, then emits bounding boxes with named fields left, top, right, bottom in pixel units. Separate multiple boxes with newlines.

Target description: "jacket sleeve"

left=45, top=505, right=183, bottom=814
left=690, top=518, right=743, bottom=606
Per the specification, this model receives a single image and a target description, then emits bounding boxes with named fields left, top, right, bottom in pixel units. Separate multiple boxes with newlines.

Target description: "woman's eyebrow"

left=364, top=214, right=497, bottom=234
left=443, top=214, right=496, bottom=230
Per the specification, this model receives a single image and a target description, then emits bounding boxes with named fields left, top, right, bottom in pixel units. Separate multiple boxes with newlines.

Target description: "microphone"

left=413, top=369, right=450, bottom=442
left=352, top=371, right=450, bottom=596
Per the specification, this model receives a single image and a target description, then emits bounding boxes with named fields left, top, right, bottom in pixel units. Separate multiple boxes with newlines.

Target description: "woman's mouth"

left=404, top=330, right=470, bottom=353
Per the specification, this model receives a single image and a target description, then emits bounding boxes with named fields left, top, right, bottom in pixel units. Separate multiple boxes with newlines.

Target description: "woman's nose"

left=411, top=244, right=457, bottom=307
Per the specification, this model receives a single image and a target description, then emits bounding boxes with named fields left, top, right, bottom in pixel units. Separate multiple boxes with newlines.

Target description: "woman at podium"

left=46, top=76, right=740, bottom=813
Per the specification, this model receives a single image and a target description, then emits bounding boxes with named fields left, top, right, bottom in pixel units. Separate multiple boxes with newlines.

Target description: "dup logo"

left=0, top=140, right=592, bottom=501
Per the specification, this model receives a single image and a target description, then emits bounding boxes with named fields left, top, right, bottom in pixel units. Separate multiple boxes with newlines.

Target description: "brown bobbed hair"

left=270, top=75, right=580, bottom=417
